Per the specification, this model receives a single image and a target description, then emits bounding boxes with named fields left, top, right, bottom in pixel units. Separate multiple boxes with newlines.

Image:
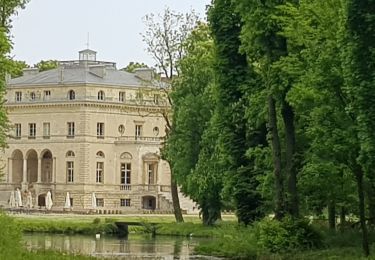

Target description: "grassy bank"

left=10, top=213, right=375, bottom=259
left=15, top=217, right=119, bottom=234
left=0, top=213, right=95, bottom=260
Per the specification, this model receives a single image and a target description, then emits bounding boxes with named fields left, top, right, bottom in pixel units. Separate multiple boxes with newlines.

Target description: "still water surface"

left=23, top=233, right=223, bottom=259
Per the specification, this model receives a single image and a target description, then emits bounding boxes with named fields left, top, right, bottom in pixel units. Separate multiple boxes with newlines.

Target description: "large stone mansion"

left=0, top=49, right=193, bottom=213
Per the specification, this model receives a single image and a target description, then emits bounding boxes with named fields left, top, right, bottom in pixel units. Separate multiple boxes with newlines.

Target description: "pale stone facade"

left=0, top=49, right=186, bottom=213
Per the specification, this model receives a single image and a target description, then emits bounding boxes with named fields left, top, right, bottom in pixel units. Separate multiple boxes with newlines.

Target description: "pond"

left=23, top=233, right=223, bottom=259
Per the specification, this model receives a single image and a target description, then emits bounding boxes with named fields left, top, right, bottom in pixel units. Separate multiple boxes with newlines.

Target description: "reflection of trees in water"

left=173, top=237, right=183, bottom=257
left=141, top=236, right=156, bottom=254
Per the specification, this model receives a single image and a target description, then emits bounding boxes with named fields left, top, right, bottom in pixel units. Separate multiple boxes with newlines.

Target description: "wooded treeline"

left=157, top=0, right=375, bottom=256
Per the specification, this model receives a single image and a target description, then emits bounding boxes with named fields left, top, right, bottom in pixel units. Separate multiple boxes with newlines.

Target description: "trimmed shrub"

left=255, top=217, right=323, bottom=252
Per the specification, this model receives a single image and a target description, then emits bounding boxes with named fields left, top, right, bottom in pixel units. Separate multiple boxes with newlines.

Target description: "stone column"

left=37, top=158, right=42, bottom=183
left=52, top=157, right=56, bottom=183
left=22, top=158, right=27, bottom=183
left=8, top=158, right=12, bottom=183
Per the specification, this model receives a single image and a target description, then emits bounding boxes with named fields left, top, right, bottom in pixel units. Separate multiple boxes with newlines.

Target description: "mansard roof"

left=8, top=64, right=156, bottom=88
left=8, top=49, right=162, bottom=88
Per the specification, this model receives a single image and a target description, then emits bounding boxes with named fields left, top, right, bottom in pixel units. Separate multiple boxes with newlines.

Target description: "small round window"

left=118, top=125, right=125, bottom=135
left=153, top=127, right=159, bottom=136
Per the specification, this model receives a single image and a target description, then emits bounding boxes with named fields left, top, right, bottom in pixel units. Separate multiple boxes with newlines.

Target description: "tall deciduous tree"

left=166, top=23, right=221, bottom=225
left=341, top=0, right=375, bottom=256
left=233, top=0, right=300, bottom=219
left=142, top=8, right=199, bottom=223
left=208, top=0, right=264, bottom=224
left=0, top=0, right=29, bottom=178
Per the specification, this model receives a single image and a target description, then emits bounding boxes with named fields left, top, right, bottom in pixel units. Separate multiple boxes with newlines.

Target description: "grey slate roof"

left=8, top=64, right=154, bottom=88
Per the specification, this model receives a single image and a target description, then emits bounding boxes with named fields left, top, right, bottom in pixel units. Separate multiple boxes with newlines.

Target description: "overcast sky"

left=10, top=0, right=210, bottom=69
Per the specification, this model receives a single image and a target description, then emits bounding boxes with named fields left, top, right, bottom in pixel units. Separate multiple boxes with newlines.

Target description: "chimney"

left=134, top=68, right=154, bottom=81
left=89, top=65, right=106, bottom=78
left=22, top=68, right=39, bottom=76
left=58, top=66, right=64, bottom=83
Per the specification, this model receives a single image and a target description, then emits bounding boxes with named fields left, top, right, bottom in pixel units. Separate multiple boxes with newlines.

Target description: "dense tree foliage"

left=34, top=59, right=58, bottom=72
left=157, top=0, right=375, bottom=256
left=0, top=0, right=29, bottom=29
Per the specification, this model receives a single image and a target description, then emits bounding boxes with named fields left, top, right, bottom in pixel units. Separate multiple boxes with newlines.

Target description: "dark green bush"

left=255, top=217, right=323, bottom=253
left=92, top=218, right=101, bottom=224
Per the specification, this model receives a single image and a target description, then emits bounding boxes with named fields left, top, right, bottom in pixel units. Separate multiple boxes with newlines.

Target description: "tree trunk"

left=365, top=177, right=375, bottom=225
left=355, top=166, right=370, bottom=257
left=268, top=95, right=284, bottom=220
left=171, top=175, right=184, bottom=223
left=328, top=200, right=336, bottom=230
left=340, top=206, right=346, bottom=231
left=281, top=101, right=298, bottom=218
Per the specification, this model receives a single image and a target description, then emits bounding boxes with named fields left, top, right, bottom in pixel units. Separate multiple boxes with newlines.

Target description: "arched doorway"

left=142, top=196, right=156, bottom=210
left=26, top=150, right=38, bottom=183
left=38, top=193, right=46, bottom=207
left=12, top=150, right=23, bottom=183
left=41, top=150, right=52, bottom=183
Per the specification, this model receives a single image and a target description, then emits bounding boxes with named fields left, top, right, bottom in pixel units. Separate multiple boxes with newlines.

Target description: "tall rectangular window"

left=119, top=92, right=125, bottom=102
left=28, top=123, right=36, bottom=138
left=67, top=161, right=74, bottom=183
left=135, top=125, right=142, bottom=139
left=15, top=92, right=22, bottom=102
left=120, top=163, right=131, bottom=184
left=148, top=163, right=156, bottom=184
left=67, top=122, right=75, bottom=138
left=43, top=122, right=50, bottom=138
left=97, top=123, right=104, bottom=138
left=96, top=198, right=104, bottom=207
left=120, top=199, right=131, bottom=207
left=15, top=124, right=21, bottom=139
left=44, top=90, right=51, bottom=100
left=96, top=162, right=104, bottom=183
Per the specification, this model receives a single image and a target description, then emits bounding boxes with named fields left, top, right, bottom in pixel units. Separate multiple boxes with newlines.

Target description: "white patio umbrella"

left=9, top=191, right=16, bottom=208
left=15, top=188, right=22, bottom=207
left=64, top=192, right=71, bottom=209
left=45, top=191, right=53, bottom=210
left=26, top=191, right=33, bottom=208
left=91, top=192, right=97, bottom=209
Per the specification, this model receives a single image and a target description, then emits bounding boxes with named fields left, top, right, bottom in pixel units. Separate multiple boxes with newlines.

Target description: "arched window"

left=30, top=92, right=36, bottom=100
left=68, top=90, right=75, bottom=100
left=153, top=127, right=159, bottom=136
left=66, top=151, right=75, bottom=157
left=96, top=151, right=105, bottom=158
left=97, top=91, right=105, bottom=101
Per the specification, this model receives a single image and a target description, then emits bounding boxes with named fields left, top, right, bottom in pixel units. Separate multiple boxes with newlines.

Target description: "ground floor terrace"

left=0, top=148, right=180, bottom=213
left=0, top=182, right=175, bottom=213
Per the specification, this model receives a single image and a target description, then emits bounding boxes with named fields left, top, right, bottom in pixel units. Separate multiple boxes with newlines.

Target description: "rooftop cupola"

left=79, top=49, right=97, bottom=61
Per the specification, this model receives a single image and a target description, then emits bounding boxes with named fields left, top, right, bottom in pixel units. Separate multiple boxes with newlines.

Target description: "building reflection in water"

left=22, top=233, right=210, bottom=259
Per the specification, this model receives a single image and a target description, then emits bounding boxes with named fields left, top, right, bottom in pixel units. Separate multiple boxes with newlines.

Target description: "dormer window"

left=98, top=91, right=105, bottom=101
left=68, top=90, right=75, bottom=100
left=15, top=92, right=22, bottom=102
